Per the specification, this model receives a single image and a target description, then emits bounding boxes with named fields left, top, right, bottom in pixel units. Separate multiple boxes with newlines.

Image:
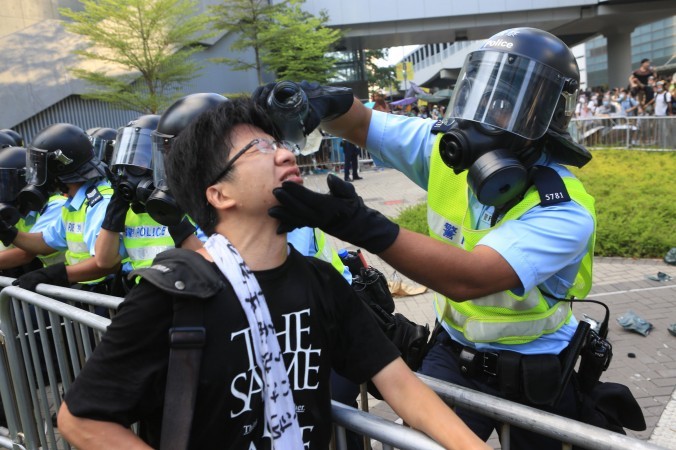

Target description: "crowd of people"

left=0, top=26, right=650, bottom=450
left=575, top=59, right=675, bottom=118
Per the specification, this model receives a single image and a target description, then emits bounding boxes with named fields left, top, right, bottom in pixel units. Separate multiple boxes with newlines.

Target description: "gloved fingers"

left=251, top=83, right=277, bottom=109
left=302, top=108, right=321, bottom=136
left=326, top=174, right=358, bottom=199
left=267, top=206, right=306, bottom=234
left=13, top=270, right=46, bottom=292
left=271, top=186, right=323, bottom=224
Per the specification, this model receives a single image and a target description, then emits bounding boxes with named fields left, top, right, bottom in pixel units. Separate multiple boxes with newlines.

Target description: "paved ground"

left=302, top=166, right=676, bottom=449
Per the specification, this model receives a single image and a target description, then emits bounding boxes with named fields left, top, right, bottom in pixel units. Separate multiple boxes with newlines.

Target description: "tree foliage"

left=209, top=0, right=287, bottom=86
left=259, top=1, right=341, bottom=83
left=60, top=0, right=212, bottom=114
left=210, top=0, right=341, bottom=85
left=365, top=49, right=396, bottom=95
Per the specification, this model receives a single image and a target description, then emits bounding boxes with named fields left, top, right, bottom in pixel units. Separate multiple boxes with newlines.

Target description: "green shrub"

left=393, top=149, right=675, bottom=258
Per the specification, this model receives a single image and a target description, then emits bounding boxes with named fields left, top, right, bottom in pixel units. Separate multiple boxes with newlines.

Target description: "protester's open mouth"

left=281, top=168, right=303, bottom=184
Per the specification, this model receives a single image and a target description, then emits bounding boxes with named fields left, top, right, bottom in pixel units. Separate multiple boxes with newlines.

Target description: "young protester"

left=58, top=97, right=488, bottom=450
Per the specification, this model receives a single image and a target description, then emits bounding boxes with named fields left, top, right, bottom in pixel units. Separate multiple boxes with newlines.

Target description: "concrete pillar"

left=605, top=30, right=633, bottom=89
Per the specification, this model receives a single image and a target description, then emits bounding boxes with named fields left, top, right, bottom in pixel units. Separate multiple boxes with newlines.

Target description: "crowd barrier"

left=0, top=278, right=667, bottom=449
left=570, top=116, right=675, bottom=150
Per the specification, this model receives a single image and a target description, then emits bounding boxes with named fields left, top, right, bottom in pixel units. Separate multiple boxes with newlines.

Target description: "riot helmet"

left=0, top=146, right=28, bottom=225
left=147, top=93, right=228, bottom=225
left=87, top=127, right=118, bottom=165
left=0, top=129, right=24, bottom=147
left=0, top=132, right=16, bottom=150
left=110, top=114, right=160, bottom=206
left=439, top=27, right=591, bottom=206
left=151, top=93, right=228, bottom=187
left=23, top=123, right=107, bottom=210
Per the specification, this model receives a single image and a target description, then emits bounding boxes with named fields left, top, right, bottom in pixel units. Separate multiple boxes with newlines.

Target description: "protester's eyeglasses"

left=210, top=138, right=300, bottom=185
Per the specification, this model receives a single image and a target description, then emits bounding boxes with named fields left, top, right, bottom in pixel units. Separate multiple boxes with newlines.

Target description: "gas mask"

left=145, top=183, right=183, bottom=226
left=146, top=132, right=183, bottom=226
left=438, top=119, right=541, bottom=206
left=439, top=47, right=578, bottom=206
left=110, top=124, right=156, bottom=208
left=114, top=166, right=155, bottom=206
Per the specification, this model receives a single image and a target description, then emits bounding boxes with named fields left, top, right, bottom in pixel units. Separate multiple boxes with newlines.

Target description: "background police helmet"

left=0, top=146, right=28, bottom=224
left=151, top=93, right=229, bottom=186
left=0, top=132, right=17, bottom=150
left=87, top=127, right=118, bottom=166
left=0, top=129, right=24, bottom=147
left=146, top=93, right=228, bottom=226
left=444, top=27, right=591, bottom=168
left=27, top=123, right=107, bottom=187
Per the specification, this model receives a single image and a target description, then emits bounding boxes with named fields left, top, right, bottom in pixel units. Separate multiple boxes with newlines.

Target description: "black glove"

left=0, top=217, right=18, bottom=247
left=252, top=81, right=354, bottom=136
left=13, top=263, right=69, bottom=292
left=168, top=216, right=197, bottom=247
left=268, top=174, right=399, bottom=254
left=101, top=190, right=130, bottom=232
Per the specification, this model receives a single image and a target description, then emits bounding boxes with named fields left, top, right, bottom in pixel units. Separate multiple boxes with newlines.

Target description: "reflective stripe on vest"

left=63, top=185, right=113, bottom=283
left=313, top=229, right=347, bottom=274
left=123, top=210, right=174, bottom=270
left=428, top=133, right=596, bottom=344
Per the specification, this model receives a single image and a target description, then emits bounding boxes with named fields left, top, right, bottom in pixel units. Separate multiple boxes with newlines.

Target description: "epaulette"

left=430, top=119, right=454, bottom=135
left=129, top=248, right=224, bottom=298
left=84, top=185, right=104, bottom=208
left=531, top=165, right=571, bottom=206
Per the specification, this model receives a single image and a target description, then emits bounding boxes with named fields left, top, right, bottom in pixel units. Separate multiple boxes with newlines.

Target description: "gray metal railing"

left=570, top=116, right=676, bottom=150
left=0, top=279, right=669, bottom=449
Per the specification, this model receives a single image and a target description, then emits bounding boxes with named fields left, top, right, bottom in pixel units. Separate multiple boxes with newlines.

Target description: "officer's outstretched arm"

left=380, top=228, right=521, bottom=301
left=372, top=358, right=490, bottom=450
left=270, top=175, right=521, bottom=301
left=0, top=247, right=37, bottom=270
left=66, top=257, right=118, bottom=284
left=321, top=97, right=372, bottom=149
left=12, top=231, right=58, bottom=256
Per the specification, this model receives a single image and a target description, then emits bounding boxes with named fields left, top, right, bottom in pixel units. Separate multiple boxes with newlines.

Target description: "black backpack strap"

left=160, top=297, right=206, bottom=450
left=131, top=249, right=223, bottom=450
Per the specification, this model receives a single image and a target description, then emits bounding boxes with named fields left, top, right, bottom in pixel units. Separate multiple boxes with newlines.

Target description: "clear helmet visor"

left=0, top=168, right=24, bottom=202
left=25, top=147, right=49, bottom=186
left=150, top=130, right=173, bottom=187
left=90, top=136, right=114, bottom=162
left=110, top=127, right=153, bottom=172
left=443, top=51, right=570, bottom=140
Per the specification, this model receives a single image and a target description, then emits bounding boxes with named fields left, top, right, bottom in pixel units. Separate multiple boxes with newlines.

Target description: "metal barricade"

left=570, top=116, right=676, bottom=150
left=0, top=278, right=120, bottom=450
left=296, top=136, right=374, bottom=175
left=0, top=278, right=669, bottom=449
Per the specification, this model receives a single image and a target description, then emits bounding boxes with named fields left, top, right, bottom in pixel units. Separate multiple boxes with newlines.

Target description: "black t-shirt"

left=64, top=247, right=399, bottom=449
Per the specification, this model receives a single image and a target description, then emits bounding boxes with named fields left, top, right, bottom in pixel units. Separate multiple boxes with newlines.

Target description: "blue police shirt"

left=40, top=179, right=111, bottom=256
left=287, top=227, right=352, bottom=284
left=365, top=111, right=595, bottom=355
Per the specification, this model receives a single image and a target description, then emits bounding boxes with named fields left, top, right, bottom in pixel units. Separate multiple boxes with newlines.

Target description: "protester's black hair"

left=166, top=97, right=277, bottom=235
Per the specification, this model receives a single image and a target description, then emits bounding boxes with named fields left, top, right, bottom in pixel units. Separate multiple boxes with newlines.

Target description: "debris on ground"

left=617, top=310, right=654, bottom=336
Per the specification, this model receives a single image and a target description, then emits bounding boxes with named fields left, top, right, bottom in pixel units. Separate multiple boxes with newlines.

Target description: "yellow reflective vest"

left=63, top=185, right=113, bottom=284
left=428, top=134, right=596, bottom=345
left=122, top=210, right=175, bottom=270
left=313, top=228, right=348, bottom=275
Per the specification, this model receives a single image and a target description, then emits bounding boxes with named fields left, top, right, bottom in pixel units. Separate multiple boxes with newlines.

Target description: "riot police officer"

left=256, top=28, right=613, bottom=449
left=95, top=115, right=203, bottom=291
left=0, top=123, right=117, bottom=291
left=0, top=146, right=66, bottom=276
